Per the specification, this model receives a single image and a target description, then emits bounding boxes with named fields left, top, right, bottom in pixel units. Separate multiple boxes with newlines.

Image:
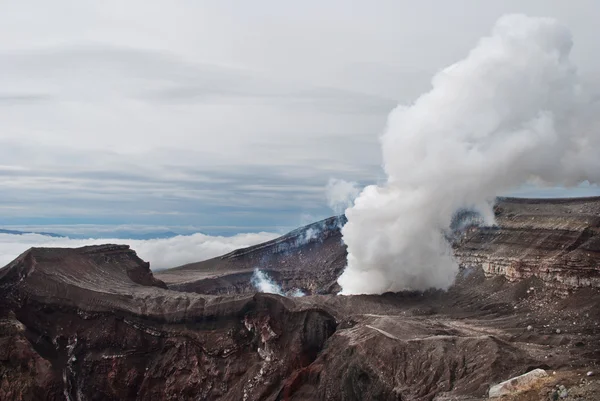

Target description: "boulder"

left=489, top=369, right=548, bottom=398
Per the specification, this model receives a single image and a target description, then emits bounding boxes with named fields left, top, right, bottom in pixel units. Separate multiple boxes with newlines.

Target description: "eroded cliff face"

left=454, top=197, right=600, bottom=292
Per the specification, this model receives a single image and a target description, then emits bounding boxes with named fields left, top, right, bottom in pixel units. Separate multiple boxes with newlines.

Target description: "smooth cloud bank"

left=339, top=14, right=600, bottom=295
left=0, top=231, right=278, bottom=270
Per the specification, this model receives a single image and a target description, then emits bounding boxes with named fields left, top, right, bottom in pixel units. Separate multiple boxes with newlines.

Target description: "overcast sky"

left=1, top=1, right=599, bottom=236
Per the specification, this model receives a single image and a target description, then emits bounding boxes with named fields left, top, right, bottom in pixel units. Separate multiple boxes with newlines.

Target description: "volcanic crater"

left=1, top=197, right=600, bottom=400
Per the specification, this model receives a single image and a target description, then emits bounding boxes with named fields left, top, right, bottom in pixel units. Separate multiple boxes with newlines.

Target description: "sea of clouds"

left=0, top=231, right=278, bottom=270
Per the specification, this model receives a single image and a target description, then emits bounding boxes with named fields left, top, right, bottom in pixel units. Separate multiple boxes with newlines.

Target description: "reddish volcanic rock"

left=0, top=245, right=337, bottom=401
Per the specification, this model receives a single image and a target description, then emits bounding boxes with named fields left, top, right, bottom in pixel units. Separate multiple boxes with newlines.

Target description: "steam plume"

left=251, top=269, right=284, bottom=295
left=251, top=269, right=305, bottom=297
left=338, top=14, right=600, bottom=295
left=326, top=178, right=360, bottom=214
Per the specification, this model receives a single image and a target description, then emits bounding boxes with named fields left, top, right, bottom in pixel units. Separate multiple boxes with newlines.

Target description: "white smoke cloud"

left=251, top=269, right=284, bottom=295
left=326, top=178, right=360, bottom=214
left=0, top=232, right=278, bottom=270
left=251, top=269, right=306, bottom=297
left=288, top=288, right=306, bottom=297
left=302, top=227, right=319, bottom=243
left=338, top=14, right=600, bottom=295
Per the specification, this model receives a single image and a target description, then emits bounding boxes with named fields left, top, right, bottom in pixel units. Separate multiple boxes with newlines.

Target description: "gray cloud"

left=0, top=1, right=599, bottom=234
left=0, top=94, right=52, bottom=104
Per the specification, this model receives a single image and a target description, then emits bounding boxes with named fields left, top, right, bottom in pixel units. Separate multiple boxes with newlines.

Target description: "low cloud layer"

left=0, top=231, right=277, bottom=270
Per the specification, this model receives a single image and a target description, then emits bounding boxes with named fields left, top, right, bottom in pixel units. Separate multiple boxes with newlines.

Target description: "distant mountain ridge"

left=0, top=228, right=64, bottom=238
left=0, top=228, right=188, bottom=240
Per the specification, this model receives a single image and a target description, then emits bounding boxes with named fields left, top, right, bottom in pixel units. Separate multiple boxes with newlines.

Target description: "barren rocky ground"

left=1, top=197, right=599, bottom=400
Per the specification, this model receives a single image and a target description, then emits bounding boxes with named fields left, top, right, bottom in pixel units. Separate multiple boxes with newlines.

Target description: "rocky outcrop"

left=488, top=368, right=549, bottom=398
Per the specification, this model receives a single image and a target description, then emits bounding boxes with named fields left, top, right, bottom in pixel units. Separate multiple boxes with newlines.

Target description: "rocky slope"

left=157, top=216, right=347, bottom=296
left=1, top=197, right=600, bottom=400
